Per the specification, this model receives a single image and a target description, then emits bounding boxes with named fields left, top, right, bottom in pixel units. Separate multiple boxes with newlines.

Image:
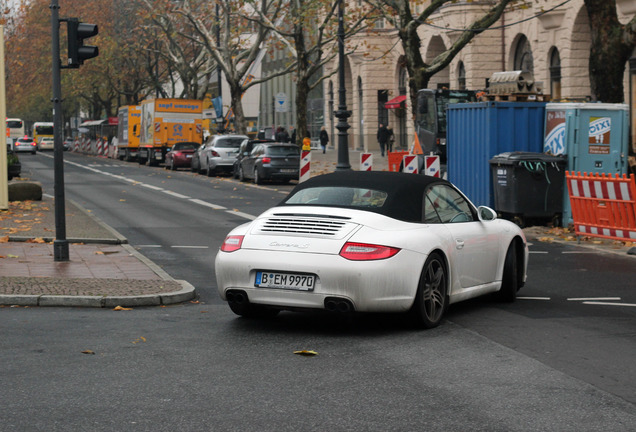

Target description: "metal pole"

left=335, top=0, right=351, bottom=170
left=50, top=0, right=69, bottom=261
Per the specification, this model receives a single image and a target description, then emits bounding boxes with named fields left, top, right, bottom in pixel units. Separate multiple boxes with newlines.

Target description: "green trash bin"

left=489, top=152, right=567, bottom=226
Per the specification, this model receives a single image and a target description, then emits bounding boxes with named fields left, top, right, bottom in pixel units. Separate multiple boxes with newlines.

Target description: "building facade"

left=323, top=0, right=636, bottom=153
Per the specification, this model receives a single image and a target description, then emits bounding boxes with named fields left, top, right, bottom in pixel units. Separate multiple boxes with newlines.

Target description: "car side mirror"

left=477, top=206, right=497, bottom=221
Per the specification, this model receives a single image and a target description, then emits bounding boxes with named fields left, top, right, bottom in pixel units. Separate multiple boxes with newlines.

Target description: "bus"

left=6, top=118, right=25, bottom=140
left=33, top=122, right=54, bottom=145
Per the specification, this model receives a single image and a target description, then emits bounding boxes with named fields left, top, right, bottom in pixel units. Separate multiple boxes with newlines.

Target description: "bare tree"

left=364, top=0, right=516, bottom=112
left=584, top=0, right=636, bottom=103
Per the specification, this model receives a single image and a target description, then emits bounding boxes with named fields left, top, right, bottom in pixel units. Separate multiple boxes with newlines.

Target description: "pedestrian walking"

left=377, top=123, right=390, bottom=156
left=387, top=126, right=395, bottom=153
left=289, top=126, right=296, bottom=144
left=276, top=127, right=290, bottom=143
left=319, top=126, right=329, bottom=153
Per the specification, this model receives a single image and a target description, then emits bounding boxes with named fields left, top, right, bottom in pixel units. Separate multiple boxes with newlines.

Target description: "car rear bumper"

left=215, top=248, right=423, bottom=312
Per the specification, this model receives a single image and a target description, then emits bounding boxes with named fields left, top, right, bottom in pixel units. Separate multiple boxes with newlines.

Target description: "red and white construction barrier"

left=360, top=153, right=373, bottom=171
left=300, top=150, right=311, bottom=183
left=424, top=155, right=440, bottom=177
left=73, top=139, right=80, bottom=152
left=403, top=155, right=419, bottom=174
left=96, top=139, right=104, bottom=156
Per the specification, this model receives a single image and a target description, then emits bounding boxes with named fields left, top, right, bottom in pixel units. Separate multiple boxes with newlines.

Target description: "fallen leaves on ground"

left=26, top=238, right=46, bottom=244
left=113, top=305, right=132, bottom=311
left=81, top=350, right=96, bottom=355
left=294, top=350, right=318, bottom=356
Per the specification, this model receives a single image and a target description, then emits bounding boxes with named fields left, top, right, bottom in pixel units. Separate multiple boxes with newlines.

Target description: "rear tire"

left=254, top=168, right=262, bottom=185
left=206, top=160, right=215, bottom=177
left=409, top=253, right=447, bottom=329
left=239, top=166, right=246, bottom=182
left=494, top=242, right=519, bottom=302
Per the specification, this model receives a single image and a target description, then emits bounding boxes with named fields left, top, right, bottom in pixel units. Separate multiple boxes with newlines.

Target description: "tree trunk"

left=584, top=0, right=634, bottom=103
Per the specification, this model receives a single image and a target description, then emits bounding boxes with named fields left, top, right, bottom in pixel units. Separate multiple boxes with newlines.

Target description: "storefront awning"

left=384, top=95, right=407, bottom=109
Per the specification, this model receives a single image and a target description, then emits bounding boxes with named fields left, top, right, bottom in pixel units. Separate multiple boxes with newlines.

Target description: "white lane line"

left=517, top=297, right=551, bottom=300
left=529, top=251, right=548, bottom=254
left=189, top=198, right=227, bottom=210
left=50, top=154, right=257, bottom=218
left=568, top=297, right=621, bottom=301
left=562, top=251, right=596, bottom=254
left=162, top=190, right=191, bottom=199
left=226, top=210, right=256, bottom=220
left=137, top=245, right=162, bottom=248
left=171, top=246, right=209, bottom=249
left=583, top=301, right=636, bottom=307
left=141, top=183, right=163, bottom=191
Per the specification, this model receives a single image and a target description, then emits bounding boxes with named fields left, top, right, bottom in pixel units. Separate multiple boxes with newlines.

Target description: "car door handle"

left=455, top=239, right=465, bottom=250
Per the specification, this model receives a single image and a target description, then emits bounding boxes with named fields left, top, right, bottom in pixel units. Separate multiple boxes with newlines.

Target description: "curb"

left=0, top=280, right=196, bottom=308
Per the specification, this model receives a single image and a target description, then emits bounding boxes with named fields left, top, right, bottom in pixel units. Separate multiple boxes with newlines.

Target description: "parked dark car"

left=191, top=134, right=248, bottom=177
left=232, top=139, right=276, bottom=179
left=237, top=142, right=300, bottom=184
left=7, top=148, right=21, bottom=180
left=165, top=141, right=200, bottom=170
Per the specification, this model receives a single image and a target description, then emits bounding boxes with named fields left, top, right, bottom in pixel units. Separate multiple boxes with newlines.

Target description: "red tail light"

left=174, top=151, right=183, bottom=156
left=221, top=235, right=244, bottom=252
left=211, top=150, right=220, bottom=157
left=261, top=157, right=271, bottom=164
left=339, top=242, right=400, bottom=261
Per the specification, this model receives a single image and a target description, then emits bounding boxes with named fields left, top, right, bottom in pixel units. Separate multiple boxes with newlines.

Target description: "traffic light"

left=67, top=18, right=98, bottom=68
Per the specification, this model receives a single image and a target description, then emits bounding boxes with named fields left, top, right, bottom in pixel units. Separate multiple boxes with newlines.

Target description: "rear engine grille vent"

left=259, top=217, right=348, bottom=236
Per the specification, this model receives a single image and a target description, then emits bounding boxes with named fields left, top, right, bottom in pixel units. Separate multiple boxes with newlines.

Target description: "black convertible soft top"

left=280, top=171, right=451, bottom=222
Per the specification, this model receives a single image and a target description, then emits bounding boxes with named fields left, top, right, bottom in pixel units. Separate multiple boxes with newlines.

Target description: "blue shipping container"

left=447, top=101, right=546, bottom=207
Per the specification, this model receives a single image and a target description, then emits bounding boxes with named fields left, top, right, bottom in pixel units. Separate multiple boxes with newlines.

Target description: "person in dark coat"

left=276, top=127, right=290, bottom=143
left=387, top=126, right=395, bottom=153
left=377, top=123, right=390, bottom=156
left=319, top=126, right=329, bottom=153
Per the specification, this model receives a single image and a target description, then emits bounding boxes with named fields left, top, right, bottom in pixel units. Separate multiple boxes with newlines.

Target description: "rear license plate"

left=186, top=154, right=192, bottom=158
left=255, top=271, right=315, bottom=291
left=280, top=169, right=297, bottom=173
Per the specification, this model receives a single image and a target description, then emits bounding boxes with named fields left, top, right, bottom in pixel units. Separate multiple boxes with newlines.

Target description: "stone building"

left=323, top=0, right=636, bottom=153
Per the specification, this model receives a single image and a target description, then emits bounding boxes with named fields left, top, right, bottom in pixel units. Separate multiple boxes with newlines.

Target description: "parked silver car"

left=191, top=134, right=248, bottom=177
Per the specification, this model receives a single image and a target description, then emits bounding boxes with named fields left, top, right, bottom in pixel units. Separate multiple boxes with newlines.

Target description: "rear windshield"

left=267, top=146, right=300, bottom=156
left=214, top=138, right=244, bottom=148
left=284, top=187, right=388, bottom=208
left=18, top=138, right=33, bottom=143
left=7, top=120, right=23, bottom=128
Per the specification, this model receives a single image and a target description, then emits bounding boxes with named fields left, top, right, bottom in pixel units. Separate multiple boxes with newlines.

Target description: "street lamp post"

left=334, top=0, right=351, bottom=171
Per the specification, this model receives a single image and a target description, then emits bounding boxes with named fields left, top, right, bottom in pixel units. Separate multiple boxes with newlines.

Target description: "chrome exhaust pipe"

left=226, top=290, right=247, bottom=304
left=324, top=297, right=354, bottom=313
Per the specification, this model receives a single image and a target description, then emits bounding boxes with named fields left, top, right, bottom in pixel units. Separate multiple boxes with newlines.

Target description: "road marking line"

left=529, top=251, right=548, bottom=254
left=562, top=251, right=596, bottom=254
left=227, top=210, right=256, bottom=220
left=517, top=297, right=551, bottom=300
left=583, top=301, right=636, bottom=307
left=189, top=198, right=226, bottom=210
left=568, top=297, right=621, bottom=301
left=171, top=246, right=209, bottom=249
left=137, top=245, right=162, bottom=248
left=162, top=190, right=190, bottom=199
left=140, top=183, right=163, bottom=191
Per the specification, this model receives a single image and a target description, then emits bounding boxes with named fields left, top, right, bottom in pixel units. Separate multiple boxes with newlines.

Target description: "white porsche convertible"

left=215, top=171, right=528, bottom=328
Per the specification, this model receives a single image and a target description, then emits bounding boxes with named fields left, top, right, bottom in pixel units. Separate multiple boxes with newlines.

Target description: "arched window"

left=549, top=48, right=561, bottom=100
left=514, top=35, right=534, bottom=73
left=457, top=61, right=466, bottom=90
left=399, top=67, right=408, bottom=96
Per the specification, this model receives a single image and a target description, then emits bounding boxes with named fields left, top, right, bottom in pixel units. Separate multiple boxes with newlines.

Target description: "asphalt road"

left=2, top=152, right=635, bottom=431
